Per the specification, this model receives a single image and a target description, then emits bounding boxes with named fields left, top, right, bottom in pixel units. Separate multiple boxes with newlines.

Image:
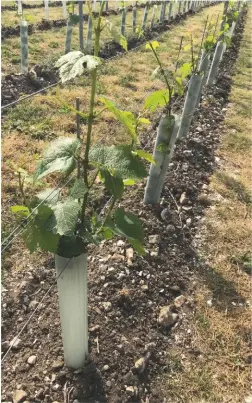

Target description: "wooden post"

left=20, top=19, right=28, bottom=73
left=55, top=254, right=89, bottom=369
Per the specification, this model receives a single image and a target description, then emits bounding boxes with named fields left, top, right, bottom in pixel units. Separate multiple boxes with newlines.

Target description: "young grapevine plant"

left=11, top=1, right=154, bottom=258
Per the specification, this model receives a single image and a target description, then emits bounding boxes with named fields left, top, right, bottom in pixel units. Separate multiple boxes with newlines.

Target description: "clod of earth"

left=27, top=355, right=37, bottom=365
left=158, top=306, right=178, bottom=328
left=13, top=390, right=27, bottom=403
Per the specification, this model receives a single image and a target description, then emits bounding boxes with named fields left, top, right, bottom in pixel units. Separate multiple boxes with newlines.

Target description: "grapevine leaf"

left=106, top=20, right=128, bottom=51
left=184, top=44, right=191, bottom=51
left=69, top=179, right=88, bottom=199
left=100, top=169, right=124, bottom=199
left=69, top=14, right=80, bottom=25
left=55, top=51, right=102, bottom=83
left=51, top=200, right=81, bottom=236
left=34, top=137, right=81, bottom=180
left=89, top=144, right=147, bottom=180
left=133, top=149, right=156, bottom=165
left=35, top=188, right=60, bottom=206
left=146, top=41, right=160, bottom=50
left=174, top=76, right=184, bottom=96
left=105, top=208, right=145, bottom=254
left=99, top=97, right=137, bottom=142
left=11, top=205, right=30, bottom=217
left=57, top=235, right=87, bottom=258
left=123, top=179, right=135, bottom=186
left=176, top=62, right=192, bottom=80
left=144, top=89, right=170, bottom=112
left=137, top=117, right=151, bottom=125
left=23, top=205, right=60, bottom=253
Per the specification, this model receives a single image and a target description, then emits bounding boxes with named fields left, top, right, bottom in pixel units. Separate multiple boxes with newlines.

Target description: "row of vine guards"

left=19, top=0, right=214, bottom=71
left=11, top=1, right=247, bottom=369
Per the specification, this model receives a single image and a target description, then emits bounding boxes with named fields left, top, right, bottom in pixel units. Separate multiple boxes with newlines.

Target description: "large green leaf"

left=100, top=169, right=124, bottom=199
left=55, top=51, right=102, bottom=83
left=105, top=208, right=145, bottom=254
left=35, top=188, right=60, bottom=206
left=34, top=138, right=81, bottom=180
left=144, top=89, right=170, bottom=112
left=100, top=97, right=137, bottom=143
left=89, top=144, right=147, bottom=180
left=69, top=179, right=88, bottom=200
left=23, top=205, right=60, bottom=253
left=133, top=149, right=155, bottom=164
left=51, top=200, right=81, bottom=236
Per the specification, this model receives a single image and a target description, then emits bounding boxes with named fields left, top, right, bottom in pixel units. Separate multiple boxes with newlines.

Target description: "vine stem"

left=149, top=42, right=172, bottom=116
left=81, top=1, right=105, bottom=223
left=97, top=197, right=116, bottom=234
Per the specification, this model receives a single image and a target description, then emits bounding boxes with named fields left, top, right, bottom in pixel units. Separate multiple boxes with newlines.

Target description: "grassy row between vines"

left=159, top=6, right=252, bottom=401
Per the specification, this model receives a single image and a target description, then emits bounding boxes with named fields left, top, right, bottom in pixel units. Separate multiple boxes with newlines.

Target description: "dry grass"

left=160, top=7, right=252, bottom=403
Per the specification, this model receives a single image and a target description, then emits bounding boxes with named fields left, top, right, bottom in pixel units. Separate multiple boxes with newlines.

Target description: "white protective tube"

left=62, top=0, right=67, bottom=18
left=55, top=253, right=88, bottom=369
left=44, top=0, right=49, bottom=20
left=144, top=115, right=181, bottom=205
left=177, top=74, right=203, bottom=138
left=20, top=20, right=28, bottom=73
left=195, top=50, right=211, bottom=109
left=206, top=41, right=225, bottom=86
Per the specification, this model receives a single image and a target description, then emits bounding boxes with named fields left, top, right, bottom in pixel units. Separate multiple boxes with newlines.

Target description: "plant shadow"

left=69, top=361, right=108, bottom=403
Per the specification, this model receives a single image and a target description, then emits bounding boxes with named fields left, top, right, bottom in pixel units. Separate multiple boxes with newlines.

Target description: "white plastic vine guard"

left=55, top=253, right=88, bottom=369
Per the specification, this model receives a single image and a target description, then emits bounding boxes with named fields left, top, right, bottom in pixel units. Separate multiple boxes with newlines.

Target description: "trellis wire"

left=1, top=257, right=73, bottom=364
